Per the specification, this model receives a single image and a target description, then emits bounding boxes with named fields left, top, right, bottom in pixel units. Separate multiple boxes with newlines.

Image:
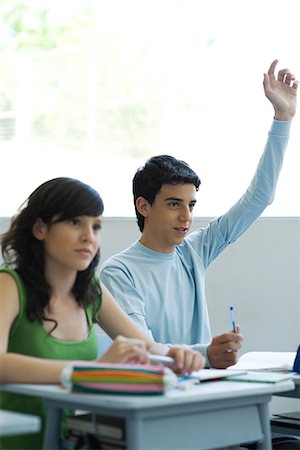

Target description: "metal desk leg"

left=257, top=402, right=272, bottom=450
left=43, top=404, right=62, bottom=450
left=126, top=415, right=144, bottom=450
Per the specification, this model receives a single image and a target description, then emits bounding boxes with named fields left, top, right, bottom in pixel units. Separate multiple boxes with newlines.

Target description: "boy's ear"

left=135, top=196, right=151, bottom=218
left=32, top=218, right=47, bottom=240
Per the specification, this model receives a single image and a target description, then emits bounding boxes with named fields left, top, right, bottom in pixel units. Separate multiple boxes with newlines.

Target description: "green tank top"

left=0, top=267, right=102, bottom=450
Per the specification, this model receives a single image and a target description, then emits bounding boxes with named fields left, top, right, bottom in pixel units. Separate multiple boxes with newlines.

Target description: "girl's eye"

left=93, top=224, right=101, bottom=231
left=68, top=218, right=80, bottom=226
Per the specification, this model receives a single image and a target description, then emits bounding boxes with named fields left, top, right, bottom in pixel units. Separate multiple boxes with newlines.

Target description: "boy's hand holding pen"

left=149, top=307, right=243, bottom=371
left=206, top=306, right=243, bottom=369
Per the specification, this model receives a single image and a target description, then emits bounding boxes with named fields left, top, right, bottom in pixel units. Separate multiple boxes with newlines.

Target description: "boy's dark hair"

left=1, top=177, right=104, bottom=332
left=133, top=155, right=201, bottom=231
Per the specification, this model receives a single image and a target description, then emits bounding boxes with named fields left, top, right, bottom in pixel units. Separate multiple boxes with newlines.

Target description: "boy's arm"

left=100, top=265, right=153, bottom=335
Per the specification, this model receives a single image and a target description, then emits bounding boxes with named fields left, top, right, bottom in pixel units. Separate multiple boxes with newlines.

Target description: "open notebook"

left=227, top=351, right=297, bottom=372
left=175, top=369, right=247, bottom=390
left=189, top=368, right=246, bottom=381
left=225, top=371, right=293, bottom=384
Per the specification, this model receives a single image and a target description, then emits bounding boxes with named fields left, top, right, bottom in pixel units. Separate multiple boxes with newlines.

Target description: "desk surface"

left=1, top=379, right=295, bottom=410
left=1, top=380, right=295, bottom=450
left=293, top=374, right=300, bottom=384
left=274, top=373, right=300, bottom=399
left=0, top=409, right=41, bottom=437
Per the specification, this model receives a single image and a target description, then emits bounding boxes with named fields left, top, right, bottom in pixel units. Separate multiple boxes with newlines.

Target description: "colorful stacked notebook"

left=67, top=362, right=177, bottom=395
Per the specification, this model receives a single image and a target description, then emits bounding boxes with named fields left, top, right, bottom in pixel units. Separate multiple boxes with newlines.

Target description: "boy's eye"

left=169, top=202, right=180, bottom=207
left=93, top=223, right=101, bottom=231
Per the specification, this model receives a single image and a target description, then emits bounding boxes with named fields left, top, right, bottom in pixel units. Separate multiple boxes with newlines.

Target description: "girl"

left=0, top=177, right=204, bottom=450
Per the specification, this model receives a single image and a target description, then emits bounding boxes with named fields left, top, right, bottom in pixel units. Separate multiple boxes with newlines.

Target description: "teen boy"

left=100, top=60, right=298, bottom=368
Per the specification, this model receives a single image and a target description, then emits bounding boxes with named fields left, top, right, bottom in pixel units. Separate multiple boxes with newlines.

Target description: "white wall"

left=1, top=216, right=299, bottom=413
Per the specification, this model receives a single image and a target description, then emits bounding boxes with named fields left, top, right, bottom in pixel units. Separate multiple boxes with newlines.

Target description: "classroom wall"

left=0, top=216, right=299, bottom=413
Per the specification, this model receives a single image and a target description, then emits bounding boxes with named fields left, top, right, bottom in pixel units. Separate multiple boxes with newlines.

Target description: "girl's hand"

left=98, top=335, right=149, bottom=364
left=166, top=346, right=205, bottom=374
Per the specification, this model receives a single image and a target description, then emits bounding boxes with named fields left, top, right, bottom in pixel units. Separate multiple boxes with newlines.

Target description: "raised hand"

left=263, top=59, right=298, bottom=121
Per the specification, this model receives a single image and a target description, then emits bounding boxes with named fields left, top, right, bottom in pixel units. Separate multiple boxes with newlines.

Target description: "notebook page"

left=228, top=351, right=296, bottom=371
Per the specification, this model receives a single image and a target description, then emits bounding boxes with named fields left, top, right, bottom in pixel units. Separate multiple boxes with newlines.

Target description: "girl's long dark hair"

left=1, top=177, right=104, bottom=331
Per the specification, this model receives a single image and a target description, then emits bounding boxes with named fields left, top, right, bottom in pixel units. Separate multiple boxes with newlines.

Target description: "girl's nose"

left=81, top=226, right=94, bottom=242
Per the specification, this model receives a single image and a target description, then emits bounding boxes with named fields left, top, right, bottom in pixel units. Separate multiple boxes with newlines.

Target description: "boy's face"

left=138, top=183, right=197, bottom=253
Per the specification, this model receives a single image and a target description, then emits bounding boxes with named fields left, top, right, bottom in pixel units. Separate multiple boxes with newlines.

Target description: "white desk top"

left=1, top=380, right=294, bottom=450
left=0, top=409, right=41, bottom=437
left=1, top=379, right=295, bottom=410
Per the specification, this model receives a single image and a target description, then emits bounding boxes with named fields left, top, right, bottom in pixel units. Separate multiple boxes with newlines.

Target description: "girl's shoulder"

left=0, top=267, right=23, bottom=328
left=0, top=267, right=26, bottom=313
left=0, top=267, right=25, bottom=290
left=0, top=268, right=16, bottom=288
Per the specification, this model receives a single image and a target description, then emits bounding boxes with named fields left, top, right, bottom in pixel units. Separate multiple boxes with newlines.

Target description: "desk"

left=274, top=373, right=300, bottom=399
left=271, top=374, right=300, bottom=438
left=0, top=409, right=41, bottom=437
left=1, top=380, right=294, bottom=450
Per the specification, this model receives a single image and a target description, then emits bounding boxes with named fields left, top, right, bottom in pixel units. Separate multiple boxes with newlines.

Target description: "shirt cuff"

left=190, top=343, right=211, bottom=368
left=270, top=119, right=292, bottom=136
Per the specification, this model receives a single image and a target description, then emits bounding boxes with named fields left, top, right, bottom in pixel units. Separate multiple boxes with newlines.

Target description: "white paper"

left=189, top=368, right=246, bottom=381
left=227, top=351, right=296, bottom=371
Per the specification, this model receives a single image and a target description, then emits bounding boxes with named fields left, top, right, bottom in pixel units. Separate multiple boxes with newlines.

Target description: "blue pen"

left=229, top=306, right=237, bottom=333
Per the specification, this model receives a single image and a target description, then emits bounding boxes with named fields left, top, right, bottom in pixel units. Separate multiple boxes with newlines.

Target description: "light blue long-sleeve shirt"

left=100, top=120, right=291, bottom=360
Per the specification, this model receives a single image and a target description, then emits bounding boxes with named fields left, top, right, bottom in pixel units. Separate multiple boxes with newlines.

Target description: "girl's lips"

left=75, top=249, right=93, bottom=257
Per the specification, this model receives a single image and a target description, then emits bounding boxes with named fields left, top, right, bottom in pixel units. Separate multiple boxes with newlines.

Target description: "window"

left=1, top=0, right=299, bottom=217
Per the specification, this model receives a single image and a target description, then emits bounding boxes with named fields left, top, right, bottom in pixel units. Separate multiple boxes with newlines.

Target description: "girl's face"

left=33, top=215, right=102, bottom=273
